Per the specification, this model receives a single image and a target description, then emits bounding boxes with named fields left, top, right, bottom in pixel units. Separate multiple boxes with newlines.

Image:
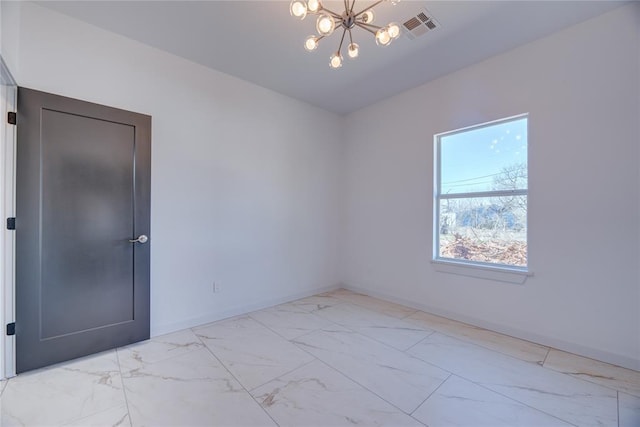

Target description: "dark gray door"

left=16, top=87, right=151, bottom=373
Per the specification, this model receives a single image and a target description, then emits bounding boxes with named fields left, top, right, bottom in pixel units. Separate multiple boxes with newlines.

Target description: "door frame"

left=0, top=54, right=17, bottom=379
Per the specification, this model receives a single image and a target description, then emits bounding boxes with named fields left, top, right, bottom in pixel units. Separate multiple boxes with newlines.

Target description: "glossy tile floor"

left=1, top=289, right=639, bottom=426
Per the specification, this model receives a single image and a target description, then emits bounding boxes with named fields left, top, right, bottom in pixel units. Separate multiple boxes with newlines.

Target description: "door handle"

left=129, top=235, right=149, bottom=244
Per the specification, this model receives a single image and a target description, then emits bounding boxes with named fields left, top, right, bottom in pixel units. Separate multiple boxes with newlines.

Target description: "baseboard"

left=150, top=284, right=340, bottom=337
left=341, top=283, right=640, bottom=372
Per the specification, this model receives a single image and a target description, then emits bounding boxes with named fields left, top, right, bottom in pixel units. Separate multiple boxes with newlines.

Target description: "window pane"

left=440, top=117, right=527, bottom=195
left=438, top=196, right=527, bottom=267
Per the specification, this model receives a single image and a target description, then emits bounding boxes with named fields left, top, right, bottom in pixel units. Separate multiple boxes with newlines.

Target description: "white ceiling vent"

left=402, top=8, right=440, bottom=40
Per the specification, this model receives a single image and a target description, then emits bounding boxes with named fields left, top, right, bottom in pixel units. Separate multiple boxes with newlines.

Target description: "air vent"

left=404, top=17, right=422, bottom=31
left=402, top=8, right=440, bottom=40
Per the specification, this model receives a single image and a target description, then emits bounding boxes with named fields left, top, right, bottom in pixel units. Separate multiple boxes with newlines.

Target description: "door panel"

left=16, top=87, right=151, bottom=373
left=41, top=109, right=135, bottom=338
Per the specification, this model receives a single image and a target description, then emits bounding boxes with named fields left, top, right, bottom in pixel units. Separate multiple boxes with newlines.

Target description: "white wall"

left=9, top=2, right=343, bottom=336
left=0, top=1, right=20, bottom=74
left=342, top=3, right=640, bottom=370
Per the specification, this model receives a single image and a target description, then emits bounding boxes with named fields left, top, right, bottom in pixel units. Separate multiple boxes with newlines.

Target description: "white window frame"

left=433, top=114, right=531, bottom=282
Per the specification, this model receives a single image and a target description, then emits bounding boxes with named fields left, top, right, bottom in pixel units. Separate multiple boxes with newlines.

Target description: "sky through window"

left=440, top=117, right=528, bottom=194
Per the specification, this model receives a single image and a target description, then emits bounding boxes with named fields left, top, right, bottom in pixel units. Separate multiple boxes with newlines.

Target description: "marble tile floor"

left=1, top=289, right=639, bottom=426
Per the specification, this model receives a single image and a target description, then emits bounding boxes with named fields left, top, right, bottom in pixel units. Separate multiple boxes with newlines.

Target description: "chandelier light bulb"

left=375, top=27, right=391, bottom=46
left=329, top=52, right=343, bottom=69
left=387, top=22, right=401, bottom=39
left=361, top=10, right=375, bottom=24
left=307, top=0, right=321, bottom=13
left=316, top=13, right=336, bottom=35
left=289, top=0, right=307, bottom=19
left=347, top=43, right=359, bottom=59
left=305, top=35, right=319, bottom=51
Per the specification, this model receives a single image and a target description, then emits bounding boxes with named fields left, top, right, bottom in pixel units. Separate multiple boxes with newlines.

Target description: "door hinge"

left=6, top=217, right=15, bottom=230
left=7, top=112, right=16, bottom=125
left=6, top=322, right=15, bottom=336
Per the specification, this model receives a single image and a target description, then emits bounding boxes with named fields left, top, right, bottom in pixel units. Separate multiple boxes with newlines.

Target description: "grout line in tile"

left=311, top=307, right=435, bottom=352
left=617, top=391, right=620, bottom=427
left=355, top=325, right=429, bottom=352
left=312, top=316, right=438, bottom=368
left=403, top=330, right=436, bottom=354
left=409, top=372, right=452, bottom=416
left=190, top=327, right=208, bottom=345
left=458, top=374, right=582, bottom=427
left=288, top=326, right=321, bottom=342
left=289, top=296, right=347, bottom=314
left=426, top=330, right=553, bottom=373
left=290, top=329, right=453, bottom=419
left=538, top=349, right=640, bottom=398
left=407, top=331, right=621, bottom=425
left=119, top=333, right=206, bottom=369
left=247, top=311, right=333, bottom=343
left=288, top=301, right=315, bottom=314
left=293, top=346, right=421, bottom=418
left=434, top=329, right=549, bottom=366
left=400, top=309, right=419, bottom=320
left=247, top=315, right=299, bottom=342
left=293, top=331, right=422, bottom=412
left=406, top=312, right=547, bottom=360
left=191, top=317, right=319, bottom=395
left=61, top=404, right=130, bottom=427
left=329, top=292, right=421, bottom=320
left=115, top=347, right=133, bottom=427
left=198, top=338, right=283, bottom=427
left=247, top=358, right=318, bottom=393
left=190, top=314, right=251, bottom=332
left=541, top=347, right=551, bottom=367
left=540, top=362, right=637, bottom=397
left=293, top=314, right=376, bottom=343
left=40, top=350, right=130, bottom=426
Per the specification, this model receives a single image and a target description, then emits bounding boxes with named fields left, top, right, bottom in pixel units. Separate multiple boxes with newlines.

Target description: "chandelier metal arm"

left=349, top=0, right=357, bottom=14
left=354, top=22, right=383, bottom=35
left=319, top=7, right=343, bottom=20
left=337, top=28, right=347, bottom=53
left=354, top=22, right=377, bottom=35
left=357, top=21, right=383, bottom=29
left=354, top=0, right=386, bottom=19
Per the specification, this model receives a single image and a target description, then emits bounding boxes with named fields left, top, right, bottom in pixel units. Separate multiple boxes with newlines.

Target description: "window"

left=434, top=115, right=528, bottom=271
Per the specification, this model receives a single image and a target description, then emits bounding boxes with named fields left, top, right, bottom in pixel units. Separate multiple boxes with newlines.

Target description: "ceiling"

left=37, top=0, right=625, bottom=114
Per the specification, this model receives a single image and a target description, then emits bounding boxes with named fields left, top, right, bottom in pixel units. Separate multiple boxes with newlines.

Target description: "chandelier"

left=289, top=0, right=402, bottom=69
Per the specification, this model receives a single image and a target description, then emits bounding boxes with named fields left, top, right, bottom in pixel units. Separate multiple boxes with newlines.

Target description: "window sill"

left=431, top=259, right=532, bottom=284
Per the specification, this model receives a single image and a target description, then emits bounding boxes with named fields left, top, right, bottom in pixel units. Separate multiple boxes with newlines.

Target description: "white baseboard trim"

left=150, top=284, right=340, bottom=337
left=341, top=283, right=640, bottom=372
